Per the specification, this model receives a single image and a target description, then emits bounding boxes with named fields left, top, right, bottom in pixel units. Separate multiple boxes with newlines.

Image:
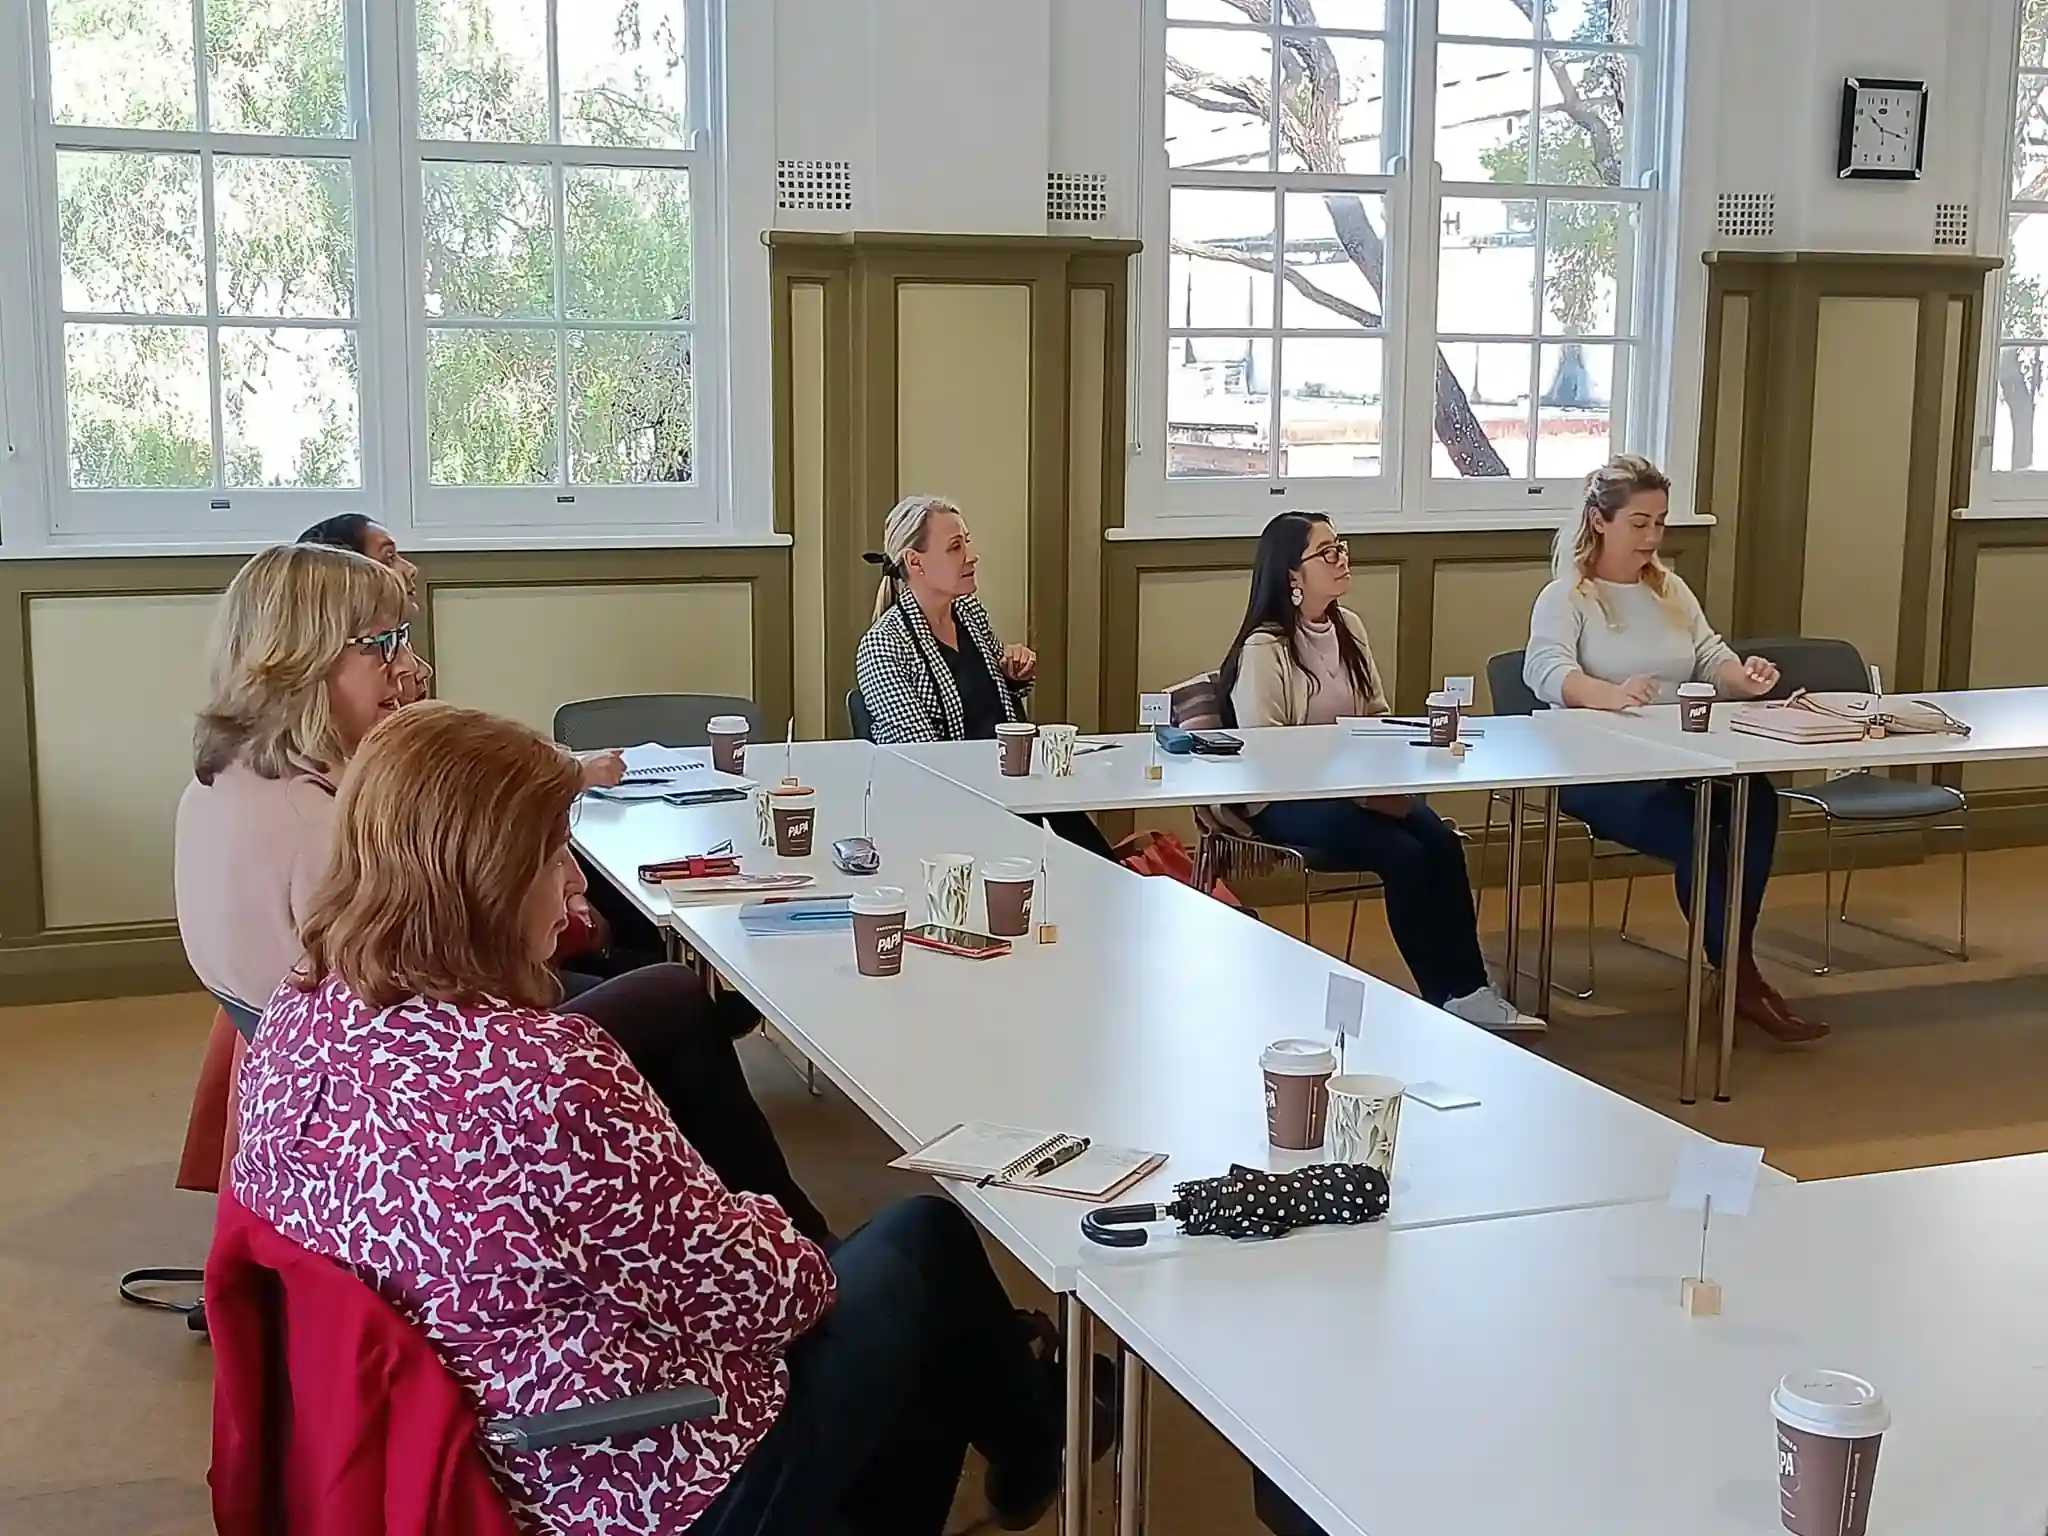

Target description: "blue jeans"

left=1248, top=799, right=1488, bottom=1006
left=1557, top=775, right=1779, bottom=968
left=692, top=1196, right=1059, bottom=1536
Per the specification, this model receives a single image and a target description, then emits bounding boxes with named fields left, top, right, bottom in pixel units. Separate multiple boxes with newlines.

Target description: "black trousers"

left=1033, top=811, right=1117, bottom=862
left=692, top=1196, right=1060, bottom=1536
left=558, top=964, right=832, bottom=1246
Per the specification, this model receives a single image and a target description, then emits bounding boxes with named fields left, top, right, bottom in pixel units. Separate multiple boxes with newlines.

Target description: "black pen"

left=1025, top=1138, right=1092, bottom=1180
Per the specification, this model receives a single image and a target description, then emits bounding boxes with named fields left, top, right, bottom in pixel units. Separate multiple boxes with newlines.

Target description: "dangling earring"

left=1290, top=585, right=1302, bottom=607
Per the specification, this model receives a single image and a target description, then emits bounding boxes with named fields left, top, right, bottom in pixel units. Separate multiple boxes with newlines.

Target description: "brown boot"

left=1733, top=952, right=1829, bottom=1044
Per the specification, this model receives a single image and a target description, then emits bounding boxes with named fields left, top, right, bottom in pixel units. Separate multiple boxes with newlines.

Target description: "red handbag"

left=1113, top=829, right=1245, bottom=909
left=553, top=895, right=610, bottom=963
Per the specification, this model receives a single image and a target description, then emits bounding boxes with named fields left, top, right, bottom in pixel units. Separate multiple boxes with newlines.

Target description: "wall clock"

left=1837, top=77, right=1928, bottom=181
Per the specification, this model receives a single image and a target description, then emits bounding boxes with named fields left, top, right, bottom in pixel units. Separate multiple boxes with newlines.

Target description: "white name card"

left=1139, top=692, right=1172, bottom=727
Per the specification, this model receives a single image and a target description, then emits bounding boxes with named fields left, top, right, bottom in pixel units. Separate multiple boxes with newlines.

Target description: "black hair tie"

left=861, top=550, right=904, bottom=576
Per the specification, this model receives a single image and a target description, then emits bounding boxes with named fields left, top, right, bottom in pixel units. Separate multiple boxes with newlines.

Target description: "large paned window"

left=7, top=0, right=718, bottom=550
left=1148, top=0, right=1670, bottom=524
left=1994, top=0, right=2048, bottom=489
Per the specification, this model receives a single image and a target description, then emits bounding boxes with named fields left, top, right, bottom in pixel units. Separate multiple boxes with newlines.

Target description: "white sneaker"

left=1444, top=985, right=1547, bottom=1035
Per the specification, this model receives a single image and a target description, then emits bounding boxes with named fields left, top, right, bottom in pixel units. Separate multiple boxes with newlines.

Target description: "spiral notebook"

left=892, top=1122, right=1165, bottom=1203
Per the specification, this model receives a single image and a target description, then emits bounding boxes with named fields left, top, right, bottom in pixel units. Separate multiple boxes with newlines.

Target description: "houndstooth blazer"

left=855, top=588, right=1029, bottom=743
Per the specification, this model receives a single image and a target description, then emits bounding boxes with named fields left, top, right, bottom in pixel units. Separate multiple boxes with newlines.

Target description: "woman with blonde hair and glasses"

left=1523, top=454, right=1825, bottom=1043
left=234, top=703, right=1070, bottom=1536
left=856, top=493, right=1114, bottom=858
left=174, top=545, right=829, bottom=1241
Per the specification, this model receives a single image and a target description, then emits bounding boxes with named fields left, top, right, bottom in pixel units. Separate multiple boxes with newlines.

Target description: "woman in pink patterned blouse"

left=235, top=702, right=1066, bottom=1535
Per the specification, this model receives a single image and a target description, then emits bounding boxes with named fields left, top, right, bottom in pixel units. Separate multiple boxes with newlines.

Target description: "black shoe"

left=711, top=989, right=761, bottom=1041
left=984, top=1315, right=1120, bottom=1529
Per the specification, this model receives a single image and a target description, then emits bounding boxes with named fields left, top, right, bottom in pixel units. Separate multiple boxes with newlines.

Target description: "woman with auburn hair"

left=174, top=547, right=827, bottom=1245
left=1524, top=454, right=1824, bottom=1043
left=236, top=703, right=1072, bottom=1536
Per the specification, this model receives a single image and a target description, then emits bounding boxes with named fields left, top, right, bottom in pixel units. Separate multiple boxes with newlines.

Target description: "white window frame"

left=1977, top=0, right=2048, bottom=515
left=1134, top=0, right=1680, bottom=533
left=0, top=0, right=733, bottom=555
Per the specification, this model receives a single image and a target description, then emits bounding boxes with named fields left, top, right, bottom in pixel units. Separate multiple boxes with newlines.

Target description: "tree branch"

left=1166, top=58, right=1273, bottom=120
left=1509, top=0, right=1624, bottom=186
left=1172, top=239, right=1383, bottom=328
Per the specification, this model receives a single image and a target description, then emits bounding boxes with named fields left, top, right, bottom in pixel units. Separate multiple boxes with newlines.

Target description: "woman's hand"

left=1730, top=655, right=1780, bottom=698
left=1605, top=675, right=1659, bottom=711
left=1000, top=644, right=1037, bottom=683
left=578, top=749, right=626, bottom=790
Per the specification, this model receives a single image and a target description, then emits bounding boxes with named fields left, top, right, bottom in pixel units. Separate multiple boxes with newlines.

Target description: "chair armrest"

left=480, top=1385, right=722, bottom=1452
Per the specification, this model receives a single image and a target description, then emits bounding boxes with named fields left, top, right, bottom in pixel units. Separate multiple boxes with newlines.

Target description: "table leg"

left=1680, top=781, right=1713, bottom=1105
left=1535, top=793, right=1561, bottom=1016
left=1714, top=776, right=1751, bottom=1103
left=1061, top=1293, right=1095, bottom=1536
left=1115, top=1339, right=1151, bottom=1536
left=1502, top=790, right=1525, bottom=1011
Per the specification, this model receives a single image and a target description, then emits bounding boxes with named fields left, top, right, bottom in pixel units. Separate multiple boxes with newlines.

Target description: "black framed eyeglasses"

left=1300, top=540, right=1350, bottom=568
left=349, top=623, right=412, bottom=665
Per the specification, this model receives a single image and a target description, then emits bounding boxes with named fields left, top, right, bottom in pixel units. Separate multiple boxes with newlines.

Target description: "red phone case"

left=903, top=928, right=1011, bottom=960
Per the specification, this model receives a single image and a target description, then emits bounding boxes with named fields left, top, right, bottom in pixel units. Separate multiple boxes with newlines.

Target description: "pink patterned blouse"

left=233, top=972, right=835, bottom=1533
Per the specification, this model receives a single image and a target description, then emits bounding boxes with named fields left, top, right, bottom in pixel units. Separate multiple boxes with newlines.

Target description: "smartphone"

left=1190, top=730, right=1244, bottom=756
left=903, top=924, right=1012, bottom=959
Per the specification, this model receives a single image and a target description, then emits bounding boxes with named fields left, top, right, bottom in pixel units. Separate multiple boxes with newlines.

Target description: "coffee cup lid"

left=1042, top=723, right=1077, bottom=735
left=1772, top=1371, right=1890, bottom=1439
left=850, top=887, right=907, bottom=915
left=996, top=721, right=1037, bottom=735
left=1426, top=691, right=1456, bottom=707
left=771, top=783, right=814, bottom=799
left=708, top=715, right=749, bottom=732
left=1678, top=682, right=1715, bottom=698
left=985, top=856, right=1037, bottom=881
left=1328, top=1074, right=1404, bottom=1100
left=1261, top=1038, right=1337, bottom=1076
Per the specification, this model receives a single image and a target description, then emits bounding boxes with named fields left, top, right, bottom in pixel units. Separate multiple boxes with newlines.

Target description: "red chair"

left=206, top=1192, right=718, bottom=1536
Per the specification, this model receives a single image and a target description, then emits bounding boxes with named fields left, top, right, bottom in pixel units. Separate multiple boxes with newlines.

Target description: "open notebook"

left=892, top=1123, right=1165, bottom=1203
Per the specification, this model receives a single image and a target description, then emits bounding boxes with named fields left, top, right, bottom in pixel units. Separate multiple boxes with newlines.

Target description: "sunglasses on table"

left=348, top=623, right=413, bottom=665
left=1299, top=540, right=1350, bottom=567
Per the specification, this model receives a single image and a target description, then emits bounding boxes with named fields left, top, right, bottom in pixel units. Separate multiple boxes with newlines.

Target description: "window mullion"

left=1400, top=0, right=1443, bottom=497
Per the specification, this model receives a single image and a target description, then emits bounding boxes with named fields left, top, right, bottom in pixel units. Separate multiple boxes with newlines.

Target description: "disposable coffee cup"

left=1679, top=682, right=1716, bottom=734
left=1426, top=690, right=1460, bottom=748
left=982, top=856, right=1037, bottom=937
left=1041, top=723, right=1079, bottom=778
left=751, top=786, right=775, bottom=847
left=708, top=715, right=749, bottom=774
left=1326, top=1075, right=1405, bottom=1175
left=851, top=888, right=908, bottom=977
left=922, top=853, right=974, bottom=928
left=996, top=721, right=1039, bottom=777
left=770, top=786, right=817, bottom=857
left=1261, top=1039, right=1337, bottom=1151
left=1774, top=1371, right=1888, bottom=1536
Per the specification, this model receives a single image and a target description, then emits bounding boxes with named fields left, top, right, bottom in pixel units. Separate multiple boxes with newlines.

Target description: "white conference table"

left=571, top=739, right=899, bottom=933
left=1571, top=688, right=2048, bottom=1100
left=1079, top=1152, right=2048, bottom=1536
left=894, top=716, right=1741, bottom=1099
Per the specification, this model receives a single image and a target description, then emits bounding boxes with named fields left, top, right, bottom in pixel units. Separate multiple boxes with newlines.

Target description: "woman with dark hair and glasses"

left=1218, top=512, right=1539, bottom=1034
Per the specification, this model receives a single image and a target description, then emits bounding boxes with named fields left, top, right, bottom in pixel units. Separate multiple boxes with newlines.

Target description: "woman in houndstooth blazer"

left=855, top=495, right=1114, bottom=859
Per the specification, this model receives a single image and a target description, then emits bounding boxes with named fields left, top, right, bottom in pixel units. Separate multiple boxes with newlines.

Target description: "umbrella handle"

left=1081, top=1202, right=1165, bottom=1248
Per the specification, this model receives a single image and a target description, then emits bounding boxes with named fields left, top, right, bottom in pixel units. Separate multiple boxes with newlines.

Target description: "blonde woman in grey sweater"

left=1523, top=456, right=1824, bottom=1043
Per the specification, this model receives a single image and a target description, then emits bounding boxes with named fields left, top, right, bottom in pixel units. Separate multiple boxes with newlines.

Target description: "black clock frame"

left=1837, top=76, right=1929, bottom=182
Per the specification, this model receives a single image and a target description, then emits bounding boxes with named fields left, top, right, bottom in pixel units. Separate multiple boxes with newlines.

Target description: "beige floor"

left=5, top=848, right=2045, bottom=1535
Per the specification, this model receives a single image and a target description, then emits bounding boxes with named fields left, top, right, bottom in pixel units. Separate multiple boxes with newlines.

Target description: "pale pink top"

left=173, top=760, right=337, bottom=1008
left=1295, top=615, right=1363, bottom=726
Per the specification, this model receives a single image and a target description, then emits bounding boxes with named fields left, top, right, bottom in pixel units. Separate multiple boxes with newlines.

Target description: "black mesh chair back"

left=1486, top=649, right=1542, bottom=716
left=1730, top=637, right=1871, bottom=699
left=847, top=687, right=876, bottom=742
left=552, top=694, right=761, bottom=750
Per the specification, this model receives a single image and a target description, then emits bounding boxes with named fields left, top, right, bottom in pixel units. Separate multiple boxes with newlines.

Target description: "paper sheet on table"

left=1669, top=1140, right=1765, bottom=1216
left=609, top=743, right=754, bottom=792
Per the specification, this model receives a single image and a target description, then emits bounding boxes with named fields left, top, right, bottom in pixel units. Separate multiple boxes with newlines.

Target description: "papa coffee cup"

left=1774, top=1371, right=1888, bottom=1536
left=1679, top=682, right=1716, bottom=734
left=1326, top=1075, right=1405, bottom=1176
left=1426, top=690, right=1460, bottom=748
left=996, top=721, right=1039, bottom=777
left=1261, top=1039, right=1337, bottom=1151
left=770, top=785, right=817, bottom=857
left=982, top=856, right=1037, bottom=937
left=851, top=887, right=908, bottom=977
left=707, top=714, right=750, bottom=773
